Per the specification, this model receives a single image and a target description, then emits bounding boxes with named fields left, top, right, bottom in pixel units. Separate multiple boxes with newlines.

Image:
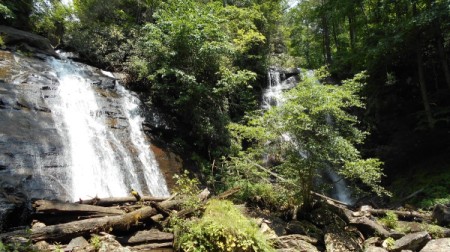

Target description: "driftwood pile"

left=0, top=193, right=202, bottom=251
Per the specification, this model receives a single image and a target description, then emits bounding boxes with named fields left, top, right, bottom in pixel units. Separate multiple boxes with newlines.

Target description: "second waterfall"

left=48, top=56, right=169, bottom=201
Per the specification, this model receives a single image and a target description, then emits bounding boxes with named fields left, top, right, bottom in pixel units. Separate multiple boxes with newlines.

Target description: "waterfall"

left=47, top=56, right=169, bottom=201
left=263, top=67, right=354, bottom=205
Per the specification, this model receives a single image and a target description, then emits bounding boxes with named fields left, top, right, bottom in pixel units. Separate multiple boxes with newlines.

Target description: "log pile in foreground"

left=0, top=191, right=209, bottom=251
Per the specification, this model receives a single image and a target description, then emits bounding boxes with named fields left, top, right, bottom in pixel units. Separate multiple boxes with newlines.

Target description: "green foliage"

left=0, top=239, right=37, bottom=252
left=421, top=223, right=446, bottom=238
left=173, top=170, right=202, bottom=211
left=174, top=199, right=274, bottom=252
left=126, top=0, right=267, bottom=159
left=379, top=211, right=399, bottom=229
left=0, top=3, right=13, bottom=20
left=223, top=71, right=388, bottom=207
left=90, top=235, right=102, bottom=251
left=30, top=0, right=73, bottom=45
left=383, top=237, right=395, bottom=250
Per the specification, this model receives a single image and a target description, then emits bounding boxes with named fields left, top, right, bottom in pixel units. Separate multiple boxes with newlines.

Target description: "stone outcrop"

left=275, top=234, right=320, bottom=252
left=349, top=216, right=390, bottom=238
left=0, top=49, right=179, bottom=231
left=390, top=231, right=431, bottom=252
left=419, top=238, right=450, bottom=252
left=0, top=25, right=58, bottom=57
left=432, top=204, right=450, bottom=226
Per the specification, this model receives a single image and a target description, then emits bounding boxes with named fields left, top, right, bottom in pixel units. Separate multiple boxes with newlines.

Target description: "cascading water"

left=47, top=56, right=169, bottom=201
left=263, top=67, right=354, bottom=205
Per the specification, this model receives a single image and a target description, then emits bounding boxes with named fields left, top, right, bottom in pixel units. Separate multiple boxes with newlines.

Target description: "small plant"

left=379, top=211, right=398, bottom=229
left=421, top=223, right=445, bottom=238
left=90, top=235, right=102, bottom=251
left=173, top=170, right=202, bottom=211
left=0, top=36, right=5, bottom=48
left=383, top=237, right=395, bottom=250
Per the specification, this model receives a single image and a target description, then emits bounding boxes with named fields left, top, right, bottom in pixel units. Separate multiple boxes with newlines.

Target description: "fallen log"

left=34, top=200, right=124, bottom=216
left=76, top=196, right=169, bottom=206
left=0, top=199, right=182, bottom=242
left=367, top=209, right=430, bottom=221
left=311, top=191, right=352, bottom=207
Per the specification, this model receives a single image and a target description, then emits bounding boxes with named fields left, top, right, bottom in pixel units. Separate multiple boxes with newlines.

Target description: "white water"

left=48, top=58, right=169, bottom=200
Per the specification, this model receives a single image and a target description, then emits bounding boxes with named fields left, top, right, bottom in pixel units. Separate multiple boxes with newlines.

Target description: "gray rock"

left=286, top=220, right=324, bottom=241
left=98, top=233, right=131, bottom=252
left=349, top=216, right=390, bottom=238
left=32, top=240, right=50, bottom=251
left=432, top=204, right=450, bottom=226
left=364, top=237, right=382, bottom=248
left=0, top=25, right=58, bottom=57
left=364, top=246, right=387, bottom=252
left=276, top=234, right=320, bottom=252
left=389, top=230, right=405, bottom=239
left=391, top=231, right=431, bottom=252
left=324, top=232, right=363, bottom=252
left=67, top=236, right=90, bottom=251
left=420, top=238, right=450, bottom=252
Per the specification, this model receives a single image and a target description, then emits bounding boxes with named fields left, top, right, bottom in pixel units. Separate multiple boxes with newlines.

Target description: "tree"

left=224, top=71, right=388, bottom=207
left=127, top=0, right=265, bottom=161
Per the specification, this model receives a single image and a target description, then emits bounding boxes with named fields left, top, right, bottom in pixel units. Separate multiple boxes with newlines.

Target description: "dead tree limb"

left=367, top=209, right=430, bottom=221
left=311, top=191, right=351, bottom=207
left=76, top=196, right=169, bottom=206
left=34, top=200, right=124, bottom=216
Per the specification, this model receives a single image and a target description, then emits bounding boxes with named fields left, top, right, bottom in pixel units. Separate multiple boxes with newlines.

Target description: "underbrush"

left=172, top=199, right=275, bottom=252
left=389, top=155, right=450, bottom=209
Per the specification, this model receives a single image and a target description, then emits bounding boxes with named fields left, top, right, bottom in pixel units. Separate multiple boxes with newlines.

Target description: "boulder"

left=365, top=246, right=388, bottom=252
left=349, top=216, right=390, bottom=238
left=276, top=235, right=320, bottom=252
left=286, top=220, right=324, bottom=241
left=391, top=231, right=430, bottom=252
left=0, top=25, right=58, bottom=57
left=364, top=237, right=382, bottom=248
left=97, top=233, right=131, bottom=252
left=324, top=231, right=363, bottom=252
left=419, top=238, right=450, bottom=252
left=432, top=204, right=450, bottom=226
left=66, top=236, right=90, bottom=251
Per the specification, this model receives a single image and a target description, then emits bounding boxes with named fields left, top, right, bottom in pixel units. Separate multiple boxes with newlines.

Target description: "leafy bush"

left=379, top=211, right=398, bottom=229
left=175, top=199, right=274, bottom=252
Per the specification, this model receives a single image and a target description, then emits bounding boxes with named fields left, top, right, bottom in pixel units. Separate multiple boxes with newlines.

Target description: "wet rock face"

left=0, top=50, right=67, bottom=202
left=0, top=50, right=177, bottom=230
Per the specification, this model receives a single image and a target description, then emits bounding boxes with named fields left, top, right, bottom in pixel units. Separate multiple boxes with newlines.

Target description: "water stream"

left=47, top=56, right=169, bottom=201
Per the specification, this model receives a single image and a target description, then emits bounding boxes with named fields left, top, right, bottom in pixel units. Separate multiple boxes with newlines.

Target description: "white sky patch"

left=61, top=0, right=72, bottom=5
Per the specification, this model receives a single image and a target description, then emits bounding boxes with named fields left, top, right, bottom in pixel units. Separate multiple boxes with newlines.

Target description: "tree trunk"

left=416, top=41, right=434, bottom=129
left=436, top=35, right=450, bottom=90
left=322, top=15, right=332, bottom=65
left=348, top=13, right=356, bottom=51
